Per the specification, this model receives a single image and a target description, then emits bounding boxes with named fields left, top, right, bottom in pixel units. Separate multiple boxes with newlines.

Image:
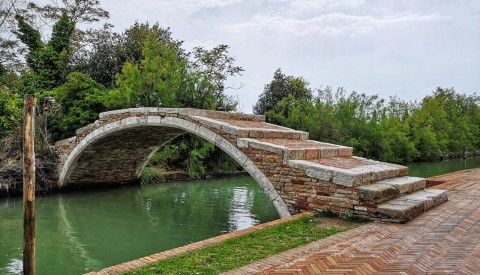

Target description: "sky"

left=98, top=0, right=479, bottom=113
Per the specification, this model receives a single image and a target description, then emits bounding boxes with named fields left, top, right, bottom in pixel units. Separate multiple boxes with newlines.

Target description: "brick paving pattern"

left=225, top=168, right=480, bottom=274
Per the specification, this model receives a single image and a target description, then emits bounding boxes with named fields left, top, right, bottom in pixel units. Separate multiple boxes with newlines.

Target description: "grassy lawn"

left=125, top=216, right=345, bottom=274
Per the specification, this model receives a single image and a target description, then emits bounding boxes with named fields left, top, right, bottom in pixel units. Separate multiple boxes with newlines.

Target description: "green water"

left=407, top=156, right=480, bottom=178
left=0, top=176, right=280, bottom=274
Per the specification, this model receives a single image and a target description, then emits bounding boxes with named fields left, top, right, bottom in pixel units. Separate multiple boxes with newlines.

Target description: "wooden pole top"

left=24, top=94, right=36, bottom=106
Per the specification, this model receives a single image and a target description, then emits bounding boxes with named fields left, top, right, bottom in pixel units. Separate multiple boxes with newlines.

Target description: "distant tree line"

left=255, top=69, right=480, bottom=163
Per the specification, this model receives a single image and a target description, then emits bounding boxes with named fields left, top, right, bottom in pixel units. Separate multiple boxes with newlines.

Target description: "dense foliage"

left=264, top=83, right=480, bottom=162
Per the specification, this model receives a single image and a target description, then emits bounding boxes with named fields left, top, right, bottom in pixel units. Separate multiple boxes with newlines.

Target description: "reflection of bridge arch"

left=56, top=108, right=446, bottom=222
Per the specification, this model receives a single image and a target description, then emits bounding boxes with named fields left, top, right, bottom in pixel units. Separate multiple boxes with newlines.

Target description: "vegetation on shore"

left=256, top=69, right=480, bottom=163
left=124, top=215, right=346, bottom=274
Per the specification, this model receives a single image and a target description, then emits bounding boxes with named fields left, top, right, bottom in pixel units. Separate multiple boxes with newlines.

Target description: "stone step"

left=288, top=157, right=408, bottom=187
left=237, top=138, right=352, bottom=163
left=192, top=116, right=309, bottom=140
left=375, top=189, right=448, bottom=223
left=359, top=176, right=426, bottom=204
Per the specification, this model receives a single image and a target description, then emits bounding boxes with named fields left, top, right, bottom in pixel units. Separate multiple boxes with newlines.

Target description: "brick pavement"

left=225, top=168, right=480, bottom=275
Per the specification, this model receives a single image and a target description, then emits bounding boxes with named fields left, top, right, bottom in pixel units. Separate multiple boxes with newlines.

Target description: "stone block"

left=222, top=125, right=240, bottom=136
left=376, top=200, right=424, bottom=222
left=354, top=206, right=368, bottom=211
left=338, top=147, right=353, bottom=157
left=146, top=116, right=162, bottom=125
left=358, top=183, right=398, bottom=204
left=304, top=149, right=319, bottom=159
left=379, top=176, right=426, bottom=195
left=319, top=148, right=339, bottom=159
left=195, top=126, right=218, bottom=144
left=190, top=116, right=226, bottom=129
left=236, top=138, right=251, bottom=148
left=286, top=149, right=304, bottom=160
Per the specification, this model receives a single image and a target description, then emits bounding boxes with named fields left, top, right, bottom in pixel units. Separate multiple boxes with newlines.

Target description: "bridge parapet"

left=55, top=108, right=448, bottom=222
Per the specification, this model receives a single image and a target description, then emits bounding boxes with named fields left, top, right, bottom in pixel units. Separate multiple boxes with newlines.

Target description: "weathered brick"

left=291, top=179, right=304, bottom=185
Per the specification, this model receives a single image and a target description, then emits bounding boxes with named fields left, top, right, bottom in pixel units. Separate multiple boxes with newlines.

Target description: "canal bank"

left=102, top=168, right=480, bottom=274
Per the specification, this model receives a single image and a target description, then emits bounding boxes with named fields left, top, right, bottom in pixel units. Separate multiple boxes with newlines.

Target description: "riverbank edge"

left=84, top=212, right=313, bottom=275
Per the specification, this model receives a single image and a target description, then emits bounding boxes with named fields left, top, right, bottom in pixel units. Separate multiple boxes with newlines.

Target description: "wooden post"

left=23, top=94, right=36, bottom=275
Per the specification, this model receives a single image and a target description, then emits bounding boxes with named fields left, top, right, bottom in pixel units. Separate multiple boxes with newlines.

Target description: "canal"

left=0, top=177, right=279, bottom=274
left=1, top=156, right=479, bottom=274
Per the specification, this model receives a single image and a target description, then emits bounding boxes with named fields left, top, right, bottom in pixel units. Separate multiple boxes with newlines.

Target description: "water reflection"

left=228, top=187, right=256, bottom=232
left=0, top=176, right=279, bottom=274
left=407, top=156, right=480, bottom=178
left=5, top=259, right=21, bottom=274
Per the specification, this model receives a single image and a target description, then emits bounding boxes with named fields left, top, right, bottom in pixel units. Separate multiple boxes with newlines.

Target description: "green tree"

left=107, top=34, right=187, bottom=108
left=190, top=45, right=244, bottom=111
left=46, top=72, right=107, bottom=140
left=0, top=68, right=21, bottom=137
left=15, top=12, right=75, bottom=94
left=73, top=22, right=185, bottom=88
left=254, top=68, right=313, bottom=115
left=1, top=0, right=109, bottom=72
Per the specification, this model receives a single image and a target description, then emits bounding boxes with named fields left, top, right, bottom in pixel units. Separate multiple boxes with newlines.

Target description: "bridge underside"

left=64, top=126, right=184, bottom=185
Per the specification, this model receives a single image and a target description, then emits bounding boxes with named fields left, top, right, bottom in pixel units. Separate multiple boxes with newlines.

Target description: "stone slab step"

left=359, top=176, right=426, bottom=204
left=288, top=157, right=408, bottom=187
left=376, top=189, right=448, bottom=223
left=237, top=138, right=352, bottom=163
left=192, top=116, right=309, bottom=140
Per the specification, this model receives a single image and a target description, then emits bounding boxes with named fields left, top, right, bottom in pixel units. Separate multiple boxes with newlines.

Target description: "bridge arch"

left=58, top=113, right=291, bottom=217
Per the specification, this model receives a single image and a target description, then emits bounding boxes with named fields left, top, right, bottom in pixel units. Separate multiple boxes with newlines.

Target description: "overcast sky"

left=98, top=0, right=479, bottom=113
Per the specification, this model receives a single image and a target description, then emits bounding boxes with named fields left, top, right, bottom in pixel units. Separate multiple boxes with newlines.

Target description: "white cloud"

left=165, top=0, right=242, bottom=13
left=148, top=0, right=243, bottom=20
left=288, top=0, right=366, bottom=15
left=221, top=12, right=447, bottom=36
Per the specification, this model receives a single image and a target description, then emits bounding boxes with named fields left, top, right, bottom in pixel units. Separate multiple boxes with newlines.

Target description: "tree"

left=24, top=0, right=109, bottom=25
left=190, top=44, right=244, bottom=111
left=0, top=0, right=26, bottom=70
left=0, top=69, right=21, bottom=137
left=107, top=34, right=187, bottom=108
left=15, top=12, right=75, bottom=94
left=254, top=68, right=312, bottom=115
left=1, top=0, right=109, bottom=72
left=73, top=22, right=185, bottom=88
left=46, top=72, right=108, bottom=140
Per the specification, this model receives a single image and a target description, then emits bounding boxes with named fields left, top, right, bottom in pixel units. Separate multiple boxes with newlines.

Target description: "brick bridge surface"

left=55, top=108, right=448, bottom=221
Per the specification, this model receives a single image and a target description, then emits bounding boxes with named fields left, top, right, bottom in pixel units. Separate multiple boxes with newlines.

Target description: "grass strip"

left=125, top=216, right=343, bottom=274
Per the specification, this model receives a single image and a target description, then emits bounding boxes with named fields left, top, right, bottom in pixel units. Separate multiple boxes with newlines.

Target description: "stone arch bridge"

left=55, top=108, right=448, bottom=222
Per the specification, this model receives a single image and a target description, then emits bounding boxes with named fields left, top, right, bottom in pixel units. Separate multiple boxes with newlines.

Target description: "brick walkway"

left=226, top=168, right=480, bottom=274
